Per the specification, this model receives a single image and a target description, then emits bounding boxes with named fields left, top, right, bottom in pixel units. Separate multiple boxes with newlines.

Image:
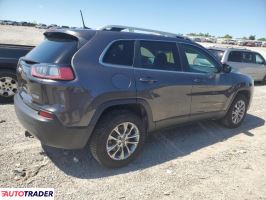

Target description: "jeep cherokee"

left=14, top=26, right=254, bottom=168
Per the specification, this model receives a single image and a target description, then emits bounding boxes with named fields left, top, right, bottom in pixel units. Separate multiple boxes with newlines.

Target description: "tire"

left=0, top=70, right=18, bottom=104
left=262, top=76, right=266, bottom=85
left=221, top=94, right=248, bottom=128
left=89, top=110, right=146, bottom=168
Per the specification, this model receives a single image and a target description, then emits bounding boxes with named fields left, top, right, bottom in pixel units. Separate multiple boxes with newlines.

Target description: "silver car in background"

left=209, top=47, right=266, bottom=82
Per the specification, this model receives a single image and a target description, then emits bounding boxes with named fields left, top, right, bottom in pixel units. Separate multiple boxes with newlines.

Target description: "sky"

left=0, top=0, right=266, bottom=38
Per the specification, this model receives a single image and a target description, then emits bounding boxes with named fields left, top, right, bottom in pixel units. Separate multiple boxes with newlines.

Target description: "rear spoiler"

left=44, top=31, right=78, bottom=41
left=44, top=29, right=96, bottom=47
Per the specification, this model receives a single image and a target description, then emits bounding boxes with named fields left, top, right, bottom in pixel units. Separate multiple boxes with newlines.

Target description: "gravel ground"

left=0, top=85, right=266, bottom=200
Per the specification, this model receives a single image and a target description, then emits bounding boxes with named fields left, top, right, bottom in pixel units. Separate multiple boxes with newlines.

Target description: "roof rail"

left=99, top=25, right=191, bottom=41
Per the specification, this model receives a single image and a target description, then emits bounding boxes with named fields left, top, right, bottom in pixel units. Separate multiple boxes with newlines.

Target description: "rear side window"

left=103, top=40, right=134, bottom=66
left=228, top=51, right=242, bottom=62
left=228, top=51, right=255, bottom=63
left=138, top=41, right=180, bottom=71
left=25, top=37, right=78, bottom=64
left=242, top=52, right=253, bottom=63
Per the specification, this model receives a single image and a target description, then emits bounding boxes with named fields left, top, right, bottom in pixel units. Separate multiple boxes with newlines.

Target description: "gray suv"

left=14, top=26, right=254, bottom=168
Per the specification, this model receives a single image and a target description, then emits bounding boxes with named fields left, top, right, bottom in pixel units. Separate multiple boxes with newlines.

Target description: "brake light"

left=38, top=111, right=54, bottom=119
left=31, top=64, right=74, bottom=80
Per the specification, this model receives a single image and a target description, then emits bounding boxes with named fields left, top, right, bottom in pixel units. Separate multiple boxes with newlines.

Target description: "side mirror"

left=222, top=63, right=232, bottom=73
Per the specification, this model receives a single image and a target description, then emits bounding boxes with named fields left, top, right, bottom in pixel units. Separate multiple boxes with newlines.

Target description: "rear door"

left=226, top=51, right=259, bottom=80
left=250, top=52, right=266, bottom=81
left=134, top=40, right=192, bottom=125
left=226, top=51, right=247, bottom=73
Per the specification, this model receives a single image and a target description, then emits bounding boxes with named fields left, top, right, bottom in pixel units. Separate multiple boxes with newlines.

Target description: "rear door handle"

left=139, top=77, right=158, bottom=84
left=193, top=78, right=202, bottom=83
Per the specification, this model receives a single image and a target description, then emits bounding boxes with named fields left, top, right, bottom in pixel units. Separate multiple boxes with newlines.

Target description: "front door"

left=180, top=43, right=232, bottom=118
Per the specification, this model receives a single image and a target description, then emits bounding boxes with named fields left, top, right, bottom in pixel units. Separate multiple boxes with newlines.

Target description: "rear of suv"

left=15, top=26, right=254, bottom=168
left=208, top=47, right=266, bottom=82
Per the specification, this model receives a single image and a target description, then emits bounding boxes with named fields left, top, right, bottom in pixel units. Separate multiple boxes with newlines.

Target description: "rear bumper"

left=14, top=94, right=92, bottom=149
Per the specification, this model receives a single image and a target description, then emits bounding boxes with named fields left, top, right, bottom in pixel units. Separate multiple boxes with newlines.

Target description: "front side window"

left=103, top=40, right=134, bottom=66
left=255, top=53, right=265, bottom=65
left=228, top=51, right=242, bottom=62
left=183, top=45, right=218, bottom=73
left=138, top=41, right=180, bottom=71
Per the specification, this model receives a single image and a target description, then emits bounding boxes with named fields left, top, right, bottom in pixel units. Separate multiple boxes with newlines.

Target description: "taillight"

left=38, top=110, right=54, bottom=119
left=31, top=64, right=74, bottom=80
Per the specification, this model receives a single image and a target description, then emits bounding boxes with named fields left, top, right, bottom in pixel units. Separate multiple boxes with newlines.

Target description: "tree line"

left=187, top=33, right=266, bottom=41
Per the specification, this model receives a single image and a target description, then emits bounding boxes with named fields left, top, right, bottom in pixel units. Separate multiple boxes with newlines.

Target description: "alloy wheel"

left=0, top=77, right=18, bottom=98
left=232, top=100, right=246, bottom=124
left=106, top=122, right=140, bottom=161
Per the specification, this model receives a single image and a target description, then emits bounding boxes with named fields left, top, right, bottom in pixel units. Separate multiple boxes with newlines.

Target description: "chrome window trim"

left=99, top=38, right=184, bottom=71
left=99, top=38, right=218, bottom=75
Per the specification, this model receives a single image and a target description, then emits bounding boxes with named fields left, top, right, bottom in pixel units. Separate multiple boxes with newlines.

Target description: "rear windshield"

left=25, top=38, right=78, bottom=64
left=208, top=49, right=224, bottom=61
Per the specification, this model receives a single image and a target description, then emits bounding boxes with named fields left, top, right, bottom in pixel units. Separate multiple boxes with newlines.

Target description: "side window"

left=242, top=52, right=253, bottom=63
left=183, top=45, right=218, bottom=73
left=228, top=51, right=242, bottom=62
left=103, top=40, right=134, bottom=66
left=138, top=41, right=181, bottom=71
left=254, top=53, right=265, bottom=65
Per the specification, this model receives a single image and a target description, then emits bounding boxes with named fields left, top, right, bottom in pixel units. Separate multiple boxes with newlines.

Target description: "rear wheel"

left=0, top=70, right=18, bottom=103
left=221, top=94, right=248, bottom=128
left=89, top=110, right=146, bottom=168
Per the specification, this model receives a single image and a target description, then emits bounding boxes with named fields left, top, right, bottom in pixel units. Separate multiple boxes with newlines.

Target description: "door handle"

left=193, top=78, right=203, bottom=83
left=139, top=77, right=157, bottom=84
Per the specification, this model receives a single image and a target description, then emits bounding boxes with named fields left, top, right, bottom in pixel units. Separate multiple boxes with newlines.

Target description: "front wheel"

left=221, top=94, right=248, bottom=128
left=89, top=110, right=146, bottom=168
left=262, top=76, right=266, bottom=85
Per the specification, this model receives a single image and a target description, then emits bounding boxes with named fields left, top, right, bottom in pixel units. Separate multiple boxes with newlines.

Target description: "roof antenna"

left=80, top=10, right=89, bottom=29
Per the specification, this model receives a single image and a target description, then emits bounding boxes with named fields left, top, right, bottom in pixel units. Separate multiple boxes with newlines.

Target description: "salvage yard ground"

left=0, top=25, right=266, bottom=200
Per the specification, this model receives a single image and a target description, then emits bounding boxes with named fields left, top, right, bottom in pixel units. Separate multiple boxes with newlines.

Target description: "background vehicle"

left=0, top=44, right=33, bottom=103
left=47, top=24, right=59, bottom=29
left=209, top=47, right=266, bottom=82
left=35, top=24, right=47, bottom=29
left=15, top=26, right=253, bottom=168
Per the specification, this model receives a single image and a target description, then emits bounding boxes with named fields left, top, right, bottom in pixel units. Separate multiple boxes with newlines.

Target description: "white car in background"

left=208, top=47, right=266, bottom=82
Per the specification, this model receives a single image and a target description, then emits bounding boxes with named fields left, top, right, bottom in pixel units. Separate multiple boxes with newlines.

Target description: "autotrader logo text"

left=0, top=188, right=54, bottom=199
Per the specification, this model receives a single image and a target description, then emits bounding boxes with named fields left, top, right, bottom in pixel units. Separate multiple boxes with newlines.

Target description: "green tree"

left=223, top=34, right=232, bottom=39
left=248, top=35, right=256, bottom=40
left=258, top=38, right=266, bottom=41
left=188, top=33, right=197, bottom=36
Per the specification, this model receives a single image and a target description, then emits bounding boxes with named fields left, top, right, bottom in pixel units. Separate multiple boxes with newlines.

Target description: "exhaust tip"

left=25, top=131, right=34, bottom=138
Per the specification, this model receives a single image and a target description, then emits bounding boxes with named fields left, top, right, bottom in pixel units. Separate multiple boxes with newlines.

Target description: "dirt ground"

left=0, top=25, right=266, bottom=200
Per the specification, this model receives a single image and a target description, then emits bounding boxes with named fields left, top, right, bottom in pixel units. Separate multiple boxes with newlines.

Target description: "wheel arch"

left=89, top=99, right=155, bottom=134
left=226, top=89, right=252, bottom=113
